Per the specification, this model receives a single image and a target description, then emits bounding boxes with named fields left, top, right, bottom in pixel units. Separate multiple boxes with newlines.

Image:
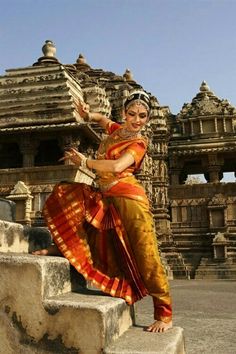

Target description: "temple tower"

left=168, top=81, right=236, bottom=277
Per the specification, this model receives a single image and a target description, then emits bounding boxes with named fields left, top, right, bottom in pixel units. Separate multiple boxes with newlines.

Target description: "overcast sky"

left=0, top=0, right=236, bottom=115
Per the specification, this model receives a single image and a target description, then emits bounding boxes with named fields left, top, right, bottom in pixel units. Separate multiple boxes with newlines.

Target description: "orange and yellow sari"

left=43, top=122, right=172, bottom=323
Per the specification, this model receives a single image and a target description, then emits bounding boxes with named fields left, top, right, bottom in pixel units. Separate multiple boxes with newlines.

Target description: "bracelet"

left=80, top=157, right=88, bottom=169
left=84, top=112, right=93, bottom=122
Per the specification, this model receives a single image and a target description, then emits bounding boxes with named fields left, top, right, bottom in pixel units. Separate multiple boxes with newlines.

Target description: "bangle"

left=84, top=112, right=93, bottom=122
left=80, top=158, right=88, bottom=169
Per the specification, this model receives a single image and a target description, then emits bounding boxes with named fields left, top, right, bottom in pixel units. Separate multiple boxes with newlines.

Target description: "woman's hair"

left=124, top=91, right=151, bottom=113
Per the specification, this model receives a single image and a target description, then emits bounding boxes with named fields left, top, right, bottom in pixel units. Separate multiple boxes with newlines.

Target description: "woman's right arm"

left=88, top=112, right=111, bottom=130
left=75, top=101, right=112, bottom=130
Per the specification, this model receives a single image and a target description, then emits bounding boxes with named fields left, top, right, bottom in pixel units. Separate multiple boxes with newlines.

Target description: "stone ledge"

left=104, top=326, right=185, bottom=354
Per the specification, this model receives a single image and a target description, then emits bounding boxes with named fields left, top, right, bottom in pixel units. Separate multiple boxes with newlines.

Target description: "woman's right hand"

left=74, top=100, right=91, bottom=120
left=74, top=99, right=111, bottom=127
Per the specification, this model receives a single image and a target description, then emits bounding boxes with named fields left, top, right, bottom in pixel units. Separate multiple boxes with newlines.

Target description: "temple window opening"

left=0, top=143, right=22, bottom=169
left=34, top=139, right=62, bottom=166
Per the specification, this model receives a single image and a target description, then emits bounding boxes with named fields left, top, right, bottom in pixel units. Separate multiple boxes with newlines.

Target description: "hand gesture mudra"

left=59, top=148, right=88, bottom=168
left=74, top=100, right=91, bottom=121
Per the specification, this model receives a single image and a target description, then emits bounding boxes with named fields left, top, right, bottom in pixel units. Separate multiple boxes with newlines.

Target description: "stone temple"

left=1, top=40, right=236, bottom=280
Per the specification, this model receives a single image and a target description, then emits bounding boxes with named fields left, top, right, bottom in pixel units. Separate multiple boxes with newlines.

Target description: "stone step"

left=198, top=263, right=236, bottom=268
left=104, top=326, right=185, bottom=354
left=195, top=272, right=236, bottom=279
left=195, top=266, right=236, bottom=279
left=0, top=253, right=132, bottom=354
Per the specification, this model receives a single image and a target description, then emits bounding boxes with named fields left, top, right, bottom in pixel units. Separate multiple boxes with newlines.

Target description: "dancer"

left=40, top=91, right=172, bottom=332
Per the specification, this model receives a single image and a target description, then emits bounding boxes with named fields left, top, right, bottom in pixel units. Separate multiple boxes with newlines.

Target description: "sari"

left=43, top=121, right=172, bottom=323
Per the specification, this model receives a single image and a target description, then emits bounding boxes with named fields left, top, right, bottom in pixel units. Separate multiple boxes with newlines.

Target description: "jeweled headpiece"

left=124, top=90, right=151, bottom=113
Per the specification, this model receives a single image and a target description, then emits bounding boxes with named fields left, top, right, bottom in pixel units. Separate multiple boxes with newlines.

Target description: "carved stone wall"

left=168, top=82, right=236, bottom=277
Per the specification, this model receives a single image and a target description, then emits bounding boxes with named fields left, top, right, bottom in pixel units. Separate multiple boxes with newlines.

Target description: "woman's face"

left=124, top=103, right=148, bottom=132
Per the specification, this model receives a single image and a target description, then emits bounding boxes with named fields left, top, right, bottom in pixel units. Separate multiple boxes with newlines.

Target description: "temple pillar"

left=19, top=138, right=39, bottom=167
left=208, top=167, right=221, bottom=183
left=205, top=153, right=224, bottom=183
left=170, top=170, right=181, bottom=185
left=149, top=103, right=173, bottom=247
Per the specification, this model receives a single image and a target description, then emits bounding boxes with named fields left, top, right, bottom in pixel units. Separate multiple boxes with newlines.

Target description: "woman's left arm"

left=87, top=153, right=135, bottom=173
left=62, top=148, right=135, bottom=173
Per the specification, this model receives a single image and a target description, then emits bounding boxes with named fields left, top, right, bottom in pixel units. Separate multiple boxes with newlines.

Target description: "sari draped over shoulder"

left=43, top=121, right=172, bottom=322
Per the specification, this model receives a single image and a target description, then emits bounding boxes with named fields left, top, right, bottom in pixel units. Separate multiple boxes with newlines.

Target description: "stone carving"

left=6, top=181, right=33, bottom=224
left=83, top=86, right=111, bottom=117
left=42, top=40, right=56, bottom=57
left=152, top=187, right=168, bottom=207
left=178, top=81, right=236, bottom=118
left=213, top=232, right=227, bottom=243
left=0, top=73, right=65, bottom=86
left=208, top=194, right=226, bottom=206
left=29, top=185, right=54, bottom=193
left=9, top=181, right=31, bottom=195
left=212, top=232, right=227, bottom=260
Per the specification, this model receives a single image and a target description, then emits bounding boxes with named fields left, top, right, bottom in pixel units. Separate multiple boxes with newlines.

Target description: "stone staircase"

left=0, top=220, right=185, bottom=354
left=163, top=252, right=190, bottom=279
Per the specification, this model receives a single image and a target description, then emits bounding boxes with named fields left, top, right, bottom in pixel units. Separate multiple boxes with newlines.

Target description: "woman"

left=40, top=90, right=172, bottom=333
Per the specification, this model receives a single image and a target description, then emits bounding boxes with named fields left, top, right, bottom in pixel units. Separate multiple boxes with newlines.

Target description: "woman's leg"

left=113, top=198, right=172, bottom=332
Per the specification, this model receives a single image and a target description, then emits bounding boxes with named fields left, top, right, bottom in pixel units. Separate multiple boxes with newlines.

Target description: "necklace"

left=118, top=127, right=141, bottom=139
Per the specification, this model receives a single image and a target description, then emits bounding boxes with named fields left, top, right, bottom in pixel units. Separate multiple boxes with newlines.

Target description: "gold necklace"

left=118, top=127, right=141, bottom=139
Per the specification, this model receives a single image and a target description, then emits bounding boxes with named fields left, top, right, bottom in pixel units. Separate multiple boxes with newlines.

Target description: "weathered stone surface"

left=104, top=327, right=185, bottom=354
left=195, top=258, right=236, bottom=279
left=0, top=220, right=28, bottom=252
left=0, top=254, right=132, bottom=354
left=0, top=220, right=53, bottom=253
left=23, top=225, right=52, bottom=253
left=0, top=198, right=15, bottom=221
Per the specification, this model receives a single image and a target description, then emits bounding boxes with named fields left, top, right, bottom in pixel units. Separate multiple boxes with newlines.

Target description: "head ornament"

left=124, top=90, right=151, bottom=113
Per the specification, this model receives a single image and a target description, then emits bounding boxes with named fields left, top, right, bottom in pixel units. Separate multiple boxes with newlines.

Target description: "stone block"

left=104, top=326, right=185, bottom=354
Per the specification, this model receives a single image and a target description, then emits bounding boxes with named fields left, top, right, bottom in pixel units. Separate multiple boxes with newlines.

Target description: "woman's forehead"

left=127, top=102, right=148, bottom=112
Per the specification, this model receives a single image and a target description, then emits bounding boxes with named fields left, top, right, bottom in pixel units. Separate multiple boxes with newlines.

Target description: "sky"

left=0, top=0, right=236, bottom=115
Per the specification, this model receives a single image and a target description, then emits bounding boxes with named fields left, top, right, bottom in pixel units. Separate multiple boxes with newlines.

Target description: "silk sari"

left=43, top=122, right=172, bottom=322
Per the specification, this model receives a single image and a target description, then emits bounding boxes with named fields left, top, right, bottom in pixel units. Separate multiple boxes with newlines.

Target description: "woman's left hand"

left=59, top=148, right=86, bottom=166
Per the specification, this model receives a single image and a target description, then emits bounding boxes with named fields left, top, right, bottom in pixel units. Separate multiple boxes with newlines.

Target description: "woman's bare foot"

left=31, top=244, right=61, bottom=256
left=146, top=320, right=173, bottom=333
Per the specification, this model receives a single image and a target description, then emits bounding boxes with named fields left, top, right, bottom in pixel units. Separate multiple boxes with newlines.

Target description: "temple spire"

left=75, top=53, right=90, bottom=71
left=200, top=80, right=211, bottom=93
left=33, top=40, right=60, bottom=66
left=123, top=68, right=134, bottom=81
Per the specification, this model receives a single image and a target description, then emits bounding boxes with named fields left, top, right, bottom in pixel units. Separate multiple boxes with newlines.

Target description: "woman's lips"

left=132, top=123, right=141, bottom=129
